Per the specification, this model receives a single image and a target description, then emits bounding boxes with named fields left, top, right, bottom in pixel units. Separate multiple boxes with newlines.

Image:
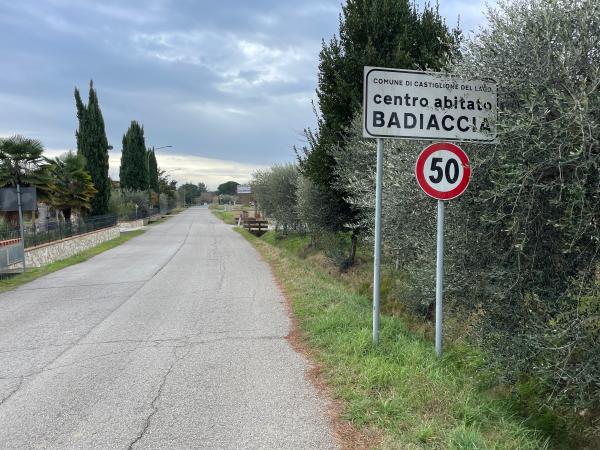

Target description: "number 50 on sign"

left=415, top=142, right=471, bottom=201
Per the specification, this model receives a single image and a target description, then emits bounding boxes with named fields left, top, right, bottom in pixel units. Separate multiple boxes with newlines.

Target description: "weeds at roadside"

left=236, top=228, right=560, bottom=449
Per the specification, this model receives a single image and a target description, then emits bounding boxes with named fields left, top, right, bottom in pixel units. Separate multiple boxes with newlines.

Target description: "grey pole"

left=372, top=138, right=384, bottom=345
left=435, top=199, right=445, bottom=357
left=16, top=183, right=26, bottom=272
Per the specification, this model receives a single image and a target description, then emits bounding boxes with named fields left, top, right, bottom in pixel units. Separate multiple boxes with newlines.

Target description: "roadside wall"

left=118, top=214, right=162, bottom=230
left=9, top=226, right=120, bottom=269
left=119, top=219, right=146, bottom=230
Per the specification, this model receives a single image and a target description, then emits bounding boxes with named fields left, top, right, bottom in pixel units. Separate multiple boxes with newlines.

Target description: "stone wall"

left=119, top=214, right=163, bottom=231
left=10, top=226, right=121, bottom=269
left=119, top=219, right=146, bottom=230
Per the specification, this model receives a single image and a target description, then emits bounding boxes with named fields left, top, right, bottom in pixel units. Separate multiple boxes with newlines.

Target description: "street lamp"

left=147, top=145, right=173, bottom=174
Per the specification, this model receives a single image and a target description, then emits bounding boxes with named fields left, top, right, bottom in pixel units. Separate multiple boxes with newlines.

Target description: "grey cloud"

left=1, top=0, right=487, bottom=172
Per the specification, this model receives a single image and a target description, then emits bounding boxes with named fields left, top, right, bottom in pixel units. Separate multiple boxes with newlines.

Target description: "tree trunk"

left=62, top=208, right=72, bottom=224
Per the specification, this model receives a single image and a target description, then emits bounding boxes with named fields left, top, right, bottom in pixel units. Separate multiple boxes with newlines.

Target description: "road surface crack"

left=15, top=280, right=144, bottom=292
left=126, top=342, right=192, bottom=449
left=0, top=218, right=197, bottom=402
left=0, top=376, right=23, bottom=407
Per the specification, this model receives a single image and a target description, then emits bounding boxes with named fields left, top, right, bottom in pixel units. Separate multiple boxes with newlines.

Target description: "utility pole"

left=16, top=184, right=26, bottom=272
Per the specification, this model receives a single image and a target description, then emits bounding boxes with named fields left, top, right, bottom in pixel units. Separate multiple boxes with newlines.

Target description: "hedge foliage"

left=335, top=0, right=600, bottom=420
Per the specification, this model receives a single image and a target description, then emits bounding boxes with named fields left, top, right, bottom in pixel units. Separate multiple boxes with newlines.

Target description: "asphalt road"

left=0, top=207, right=336, bottom=449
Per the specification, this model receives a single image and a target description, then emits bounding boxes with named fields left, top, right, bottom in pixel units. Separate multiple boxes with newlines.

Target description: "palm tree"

left=0, top=135, right=52, bottom=225
left=49, top=152, right=97, bottom=222
left=0, top=135, right=51, bottom=192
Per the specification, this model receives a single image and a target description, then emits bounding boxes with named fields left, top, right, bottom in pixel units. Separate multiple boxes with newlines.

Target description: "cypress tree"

left=119, top=121, right=148, bottom=190
left=298, top=0, right=460, bottom=237
left=75, top=80, right=111, bottom=215
left=147, top=148, right=159, bottom=192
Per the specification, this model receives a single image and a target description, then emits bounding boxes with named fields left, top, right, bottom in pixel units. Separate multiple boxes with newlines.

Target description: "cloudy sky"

left=0, top=0, right=488, bottom=189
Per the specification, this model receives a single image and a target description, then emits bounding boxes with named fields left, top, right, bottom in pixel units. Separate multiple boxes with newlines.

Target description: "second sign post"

left=415, top=142, right=471, bottom=356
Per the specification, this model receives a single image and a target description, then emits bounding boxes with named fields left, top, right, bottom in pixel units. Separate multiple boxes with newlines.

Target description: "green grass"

left=0, top=230, right=145, bottom=293
left=260, top=231, right=315, bottom=255
left=238, top=228, right=552, bottom=449
left=211, top=209, right=238, bottom=225
left=147, top=208, right=184, bottom=226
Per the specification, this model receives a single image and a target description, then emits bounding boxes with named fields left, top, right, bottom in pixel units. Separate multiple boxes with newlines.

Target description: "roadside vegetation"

left=146, top=207, right=184, bottom=226
left=239, top=229, right=560, bottom=449
left=211, top=209, right=237, bottom=225
left=0, top=82, right=207, bottom=233
left=209, top=204, right=255, bottom=225
left=245, top=0, right=600, bottom=445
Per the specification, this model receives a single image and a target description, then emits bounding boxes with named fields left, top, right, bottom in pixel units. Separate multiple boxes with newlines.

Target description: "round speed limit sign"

left=415, top=142, right=471, bottom=200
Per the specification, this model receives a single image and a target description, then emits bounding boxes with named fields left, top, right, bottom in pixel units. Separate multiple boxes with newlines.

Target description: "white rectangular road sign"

left=236, top=185, right=252, bottom=194
left=363, top=67, right=497, bottom=143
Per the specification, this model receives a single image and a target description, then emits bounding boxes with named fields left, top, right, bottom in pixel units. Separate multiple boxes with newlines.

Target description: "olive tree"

left=454, top=0, right=600, bottom=410
left=251, top=164, right=300, bottom=233
left=334, top=116, right=445, bottom=312
left=337, top=0, right=600, bottom=414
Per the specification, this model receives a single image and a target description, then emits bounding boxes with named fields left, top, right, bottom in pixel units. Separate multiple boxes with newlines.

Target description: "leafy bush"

left=316, top=232, right=356, bottom=272
left=251, top=164, right=300, bottom=233
left=457, top=0, right=600, bottom=413
left=108, top=189, right=151, bottom=220
left=218, top=194, right=238, bottom=204
left=335, top=0, right=600, bottom=420
left=333, top=121, right=440, bottom=311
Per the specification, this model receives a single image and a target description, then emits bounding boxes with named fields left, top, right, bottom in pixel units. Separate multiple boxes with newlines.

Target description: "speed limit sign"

left=415, top=142, right=471, bottom=200
left=415, top=141, right=471, bottom=357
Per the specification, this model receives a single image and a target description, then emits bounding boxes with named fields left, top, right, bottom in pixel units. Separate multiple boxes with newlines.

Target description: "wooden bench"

left=242, top=219, right=269, bottom=236
left=235, top=210, right=269, bottom=236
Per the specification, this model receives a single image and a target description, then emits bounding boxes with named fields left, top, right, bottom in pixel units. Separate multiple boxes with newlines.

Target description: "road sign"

left=415, top=142, right=471, bottom=357
left=363, top=67, right=497, bottom=142
left=415, top=142, right=471, bottom=201
left=363, top=65, right=493, bottom=351
left=236, top=185, right=251, bottom=194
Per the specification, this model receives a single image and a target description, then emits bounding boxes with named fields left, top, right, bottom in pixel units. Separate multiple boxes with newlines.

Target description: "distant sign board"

left=236, top=185, right=252, bottom=194
left=363, top=67, right=497, bottom=142
left=0, top=187, right=37, bottom=211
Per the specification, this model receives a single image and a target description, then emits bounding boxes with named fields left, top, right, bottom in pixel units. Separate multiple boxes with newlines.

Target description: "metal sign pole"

left=373, top=138, right=384, bottom=345
left=16, top=183, right=26, bottom=272
left=435, top=199, right=445, bottom=357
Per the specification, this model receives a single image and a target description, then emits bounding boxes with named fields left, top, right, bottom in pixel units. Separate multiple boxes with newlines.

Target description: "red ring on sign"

left=415, top=142, right=471, bottom=200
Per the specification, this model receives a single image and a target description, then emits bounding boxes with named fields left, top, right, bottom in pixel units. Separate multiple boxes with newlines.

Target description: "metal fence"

left=120, top=207, right=161, bottom=222
left=0, top=214, right=118, bottom=277
left=0, top=241, right=24, bottom=271
left=23, top=215, right=118, bottom=248
left=0, top=214, right=118, bottom=250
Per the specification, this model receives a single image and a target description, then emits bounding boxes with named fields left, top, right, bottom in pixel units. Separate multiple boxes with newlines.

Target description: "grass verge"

left=210, top=209, right=238, bottom=225
left=238, top=229, right=551, bottom=450
left=0, top=230, right=145, bottom=293
left=147, top=208, right=185, bottom=226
